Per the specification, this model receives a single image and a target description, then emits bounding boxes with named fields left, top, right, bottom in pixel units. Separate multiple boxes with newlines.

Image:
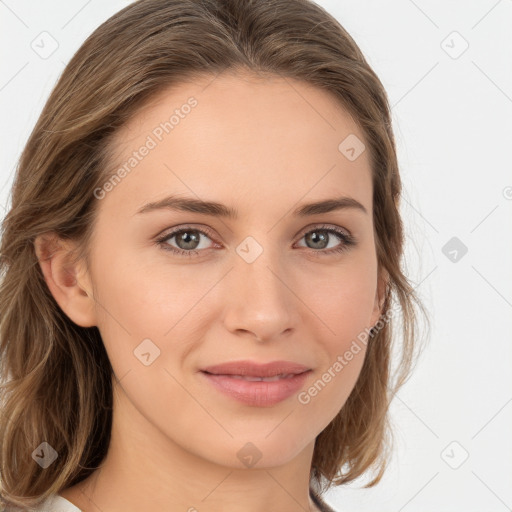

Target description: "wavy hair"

left=0, top=0, right=428, bottom=508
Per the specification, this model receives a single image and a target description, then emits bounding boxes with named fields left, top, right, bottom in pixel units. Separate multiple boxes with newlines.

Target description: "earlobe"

left=34, top=233, right=97, bottom=327
left=370, top=268, right=389, bottom=328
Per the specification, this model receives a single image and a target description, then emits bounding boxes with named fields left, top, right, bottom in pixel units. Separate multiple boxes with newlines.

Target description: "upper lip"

left=200, top=360, right=311, bottom=378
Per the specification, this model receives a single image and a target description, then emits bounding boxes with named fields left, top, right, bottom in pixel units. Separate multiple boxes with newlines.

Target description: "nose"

left=221, top=243, right=299, bottom=343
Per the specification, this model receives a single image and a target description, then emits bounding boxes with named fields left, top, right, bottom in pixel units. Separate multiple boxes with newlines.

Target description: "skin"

left=35, top=70, right=386, bottom=512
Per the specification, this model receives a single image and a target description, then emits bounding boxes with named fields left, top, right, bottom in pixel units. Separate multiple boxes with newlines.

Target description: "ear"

left=369, top=267, right=389, bottom=329
left=34, top=232, right=97, bottom=327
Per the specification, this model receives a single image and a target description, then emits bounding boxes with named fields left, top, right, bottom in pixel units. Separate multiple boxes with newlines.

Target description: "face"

left=74, top=70, right=383, bottom=469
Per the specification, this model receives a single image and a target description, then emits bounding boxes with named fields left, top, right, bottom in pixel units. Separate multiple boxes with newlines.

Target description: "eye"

left=155, top=225, right=218, bottom=257
left=295, top=224, right=356, bottom=256
left=155, top=224, right=356, bottom=258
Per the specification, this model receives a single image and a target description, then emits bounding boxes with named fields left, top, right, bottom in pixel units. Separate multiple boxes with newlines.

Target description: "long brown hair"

left=0, top=0, right=428, bottom=508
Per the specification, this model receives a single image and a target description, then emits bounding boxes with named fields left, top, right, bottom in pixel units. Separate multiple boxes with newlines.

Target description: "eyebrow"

left=135, top=194, right=368, bottom=218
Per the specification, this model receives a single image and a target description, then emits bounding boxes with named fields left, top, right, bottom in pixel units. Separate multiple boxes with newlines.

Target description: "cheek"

left=304, top=256, right=377, bottom=341
left=89, top=245, right=222, bottom=387
left=295, top=285, right=373, bottom=425
left=92, top=244, right=195, bottom=332
left=297, top=260, right=375, bottom=406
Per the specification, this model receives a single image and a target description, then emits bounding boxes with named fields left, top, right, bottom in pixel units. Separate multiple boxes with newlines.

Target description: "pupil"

left=307, top=231, right=328, bottom=249
left=178, top=231, right=199, bottom=250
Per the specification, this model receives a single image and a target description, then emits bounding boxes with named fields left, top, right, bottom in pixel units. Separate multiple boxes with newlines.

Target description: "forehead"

left=99, top=70, right=373, bottom=222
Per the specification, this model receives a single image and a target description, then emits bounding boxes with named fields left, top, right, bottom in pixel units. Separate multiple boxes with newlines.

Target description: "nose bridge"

left=236, top=234, right=289, bottom=305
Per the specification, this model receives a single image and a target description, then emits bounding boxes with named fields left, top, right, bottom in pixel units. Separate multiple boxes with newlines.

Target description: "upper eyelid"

left=298, top=223, right=351, bottom=235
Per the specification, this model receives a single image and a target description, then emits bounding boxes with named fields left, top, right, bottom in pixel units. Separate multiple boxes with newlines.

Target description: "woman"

left=0, top=0, right=426, bottom=510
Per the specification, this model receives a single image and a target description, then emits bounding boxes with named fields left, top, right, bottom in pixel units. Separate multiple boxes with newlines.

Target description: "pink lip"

left=199, top=360, right=312, bottom=407
left=200, top=371, right=311, bottom=407
left=200, top=360, right=311, bottom=378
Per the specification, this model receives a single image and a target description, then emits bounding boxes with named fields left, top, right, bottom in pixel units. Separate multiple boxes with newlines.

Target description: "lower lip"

left=200, top=371, right=311, bottom=407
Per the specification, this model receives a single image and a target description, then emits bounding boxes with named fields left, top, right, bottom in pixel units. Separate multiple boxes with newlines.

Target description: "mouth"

left=201, top=371, right=304, bottom=382
left=199, top=363, right=312, bottom=407
left=200, top=359, right=312, bottom=379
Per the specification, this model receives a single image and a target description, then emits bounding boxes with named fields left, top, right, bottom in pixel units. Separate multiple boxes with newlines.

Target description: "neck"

left=61, top=381, right=319, bottom=512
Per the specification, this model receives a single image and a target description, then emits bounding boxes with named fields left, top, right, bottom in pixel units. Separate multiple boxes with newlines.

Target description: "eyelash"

left=155, top=224, right=356, bottom=258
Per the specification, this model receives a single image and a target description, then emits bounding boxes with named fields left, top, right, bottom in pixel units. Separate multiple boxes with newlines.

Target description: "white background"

left=1, top=1, right=511, bottom=511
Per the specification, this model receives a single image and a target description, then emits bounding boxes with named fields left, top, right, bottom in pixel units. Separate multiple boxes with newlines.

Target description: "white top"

left=19, top=488, right=336, bottom=512
left=22, top=494, right=82, bottom=512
